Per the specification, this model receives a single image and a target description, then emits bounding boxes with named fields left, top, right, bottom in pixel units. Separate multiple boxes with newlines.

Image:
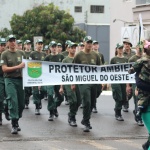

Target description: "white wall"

left=110, top=0, right=136, bottom=60
left=0, top=0, right=110, bottom=29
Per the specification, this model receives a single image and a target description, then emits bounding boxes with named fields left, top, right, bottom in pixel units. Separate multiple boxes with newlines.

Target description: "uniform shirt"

left=73, top=51, right=101, bottom=66
left=29, top=51, right=46, bottom=60
left=24, top=51, right=31, bottom=59
left=128, top=55, right=141, bottom=63
left=1, top=49, right=25, bottom=78
left=132, top=55, right=150, bottom=83
left=0, top=53, right=4, bottom=76
left=123, top=49, right=136, bottom=60
left=110, top=56, right=128, bottom=64
left=98, top=52, right=105, bottom=65
left=62, top=56, right=73, bottom=63
left=44, top=53, right=64, bottom=62
left=61, top=50, right=69, bottom=58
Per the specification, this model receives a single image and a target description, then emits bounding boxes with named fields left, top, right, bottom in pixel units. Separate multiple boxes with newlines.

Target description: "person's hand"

left=71, top=85, right=76, bottom=91
left=59, top=87, right=64, bottom=95
left=18, top=62, right=25, bottom=69
left=135, top=88, right=138, bottom=96
left=126, top=85, right=132, bottom=94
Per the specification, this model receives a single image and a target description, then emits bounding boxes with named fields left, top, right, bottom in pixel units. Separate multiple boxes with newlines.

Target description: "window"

left=136, top=0, right=150, bottom=5
left=74, top=6, right=82, bottom=13
left=90, top=5, right=104, bottom=13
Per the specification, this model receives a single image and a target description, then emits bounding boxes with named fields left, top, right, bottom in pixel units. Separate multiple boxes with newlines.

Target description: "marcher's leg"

left=111, top=84, right=124, bottom=121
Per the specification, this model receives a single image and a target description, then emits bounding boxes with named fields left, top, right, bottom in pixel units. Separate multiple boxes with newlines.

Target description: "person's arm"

left=2, top=63, right=25, bottom=73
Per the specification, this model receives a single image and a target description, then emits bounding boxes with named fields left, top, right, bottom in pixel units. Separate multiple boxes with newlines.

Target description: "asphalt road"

left=0, top=91, right=148, bottom=150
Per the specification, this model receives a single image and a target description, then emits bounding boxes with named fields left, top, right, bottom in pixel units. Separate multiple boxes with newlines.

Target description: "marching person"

left=24, top=40, right=32, bottom=109
left=61, top=40, right=71, bottom=105
left=73, top=36, right=101, bottom=132
left=44, top=41, right=64, bottom=121
left=128, top=42, right=144, bottom=126
left=29, top=39, right=46, bottom=115
left=60, top=42, right=81, bottom=127
left=92, top=40, right=104, bottom=113
left=110, top=43, right=128, bottom=121
left=1, top=34, right=25, bottom=134
left=123, top=39, right=136, bottom=112
left=0, top=37, right=10, bottom=125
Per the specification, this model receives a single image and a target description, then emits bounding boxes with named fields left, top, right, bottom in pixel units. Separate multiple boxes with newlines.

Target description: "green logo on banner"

left=28, top=62, right=42, bottom=78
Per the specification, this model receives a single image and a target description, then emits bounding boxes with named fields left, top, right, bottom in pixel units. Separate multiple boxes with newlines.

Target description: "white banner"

left=22, top=59, right=135, bottom=87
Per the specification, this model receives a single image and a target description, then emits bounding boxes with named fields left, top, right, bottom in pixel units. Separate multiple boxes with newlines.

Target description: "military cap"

left=43, top=45, right=49, bottom=50
left=0, top=38, right=7, bottom=44
left=24, top=40, right=31, bottom=44
left=116, top=43, right=123, bottom=49
left=49, top=41, right=57, bottom=47
left=92, top=40, right=99, bottom=44
left=57, top=43, right=62, bottom=47
left=68, top=42, right=77, bottom=48
left=78, top=42, right=84, bottom=46
left=36, top=39, right=43, bottom=43
left=16, top=40, right=22, bottom=44
left=65, top=40, right=71, bottom=45
left=83, top=36, right=93, bottom=43
left=7, top=34, right=16, bottom=41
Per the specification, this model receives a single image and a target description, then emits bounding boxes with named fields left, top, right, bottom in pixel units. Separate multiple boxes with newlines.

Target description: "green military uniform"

left=1, top=49, right=25, bottom=120
left=44, top=53, right=64, bottom=112
left=29, top=50, right=46, bottom=111
left=61, top=51, right=69, bottom=58
left=131, top=55, right=150, bottom=109
left=0, top=53, right=5, bottom=115
left=110, top=55, right=128, bottom=116
left=73, top=50, right=101, bottom=125
left=123, top=49, right=136, bottom=60
left=63, top=56, right=81, bottom=122
left=129, top=54, right=142, bottom=123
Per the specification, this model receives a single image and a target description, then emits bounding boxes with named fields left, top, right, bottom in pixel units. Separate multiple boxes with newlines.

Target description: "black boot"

left=81, top=119, right=92, bottom=132
left=4, top=106, right=10, bottom=121
left=16, top=119, right=21, bottom=131
left=11, top=120, right=18, bottom=134
left=142, top=140, right=149, bottom=150
left=54, top=108, right=59, bottom=117
left=115, top=109, right=124, bottom=121
left=0, top=113, right=2, bottom=125
left=68, top=115, right=77, bottom=127
left=35, top=104, right=40, bottom=115
left=48, top=110, right=54, bottom=121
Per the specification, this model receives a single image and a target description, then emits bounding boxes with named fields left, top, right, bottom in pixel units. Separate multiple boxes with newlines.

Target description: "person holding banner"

left=111, top=43, right=128, bottom=121
left=73, top=36, right=101, bottom=132
left=24, top=40, right=32, bottom=109
left=92, top=40, right=104, bottom=113
left=60, top=42, right=81, bottom=127
left=1, top=34, right=25, bottom=134
left=61, top=40, right=71, bottom=105
left=44, top=41, right=64, bottom=121
left=29, top=39, right=46, bottom=115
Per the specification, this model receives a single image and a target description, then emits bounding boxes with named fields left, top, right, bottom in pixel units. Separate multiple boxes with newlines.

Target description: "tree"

left=0, top=28, right=12, bottom=38
left=9, top=3, right=86, bottom=48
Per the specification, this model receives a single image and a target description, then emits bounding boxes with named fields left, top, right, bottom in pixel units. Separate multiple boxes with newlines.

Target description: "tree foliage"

left=9, top=3, right=86, bottom=46
left=0, top=28, right=12, bottom=38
